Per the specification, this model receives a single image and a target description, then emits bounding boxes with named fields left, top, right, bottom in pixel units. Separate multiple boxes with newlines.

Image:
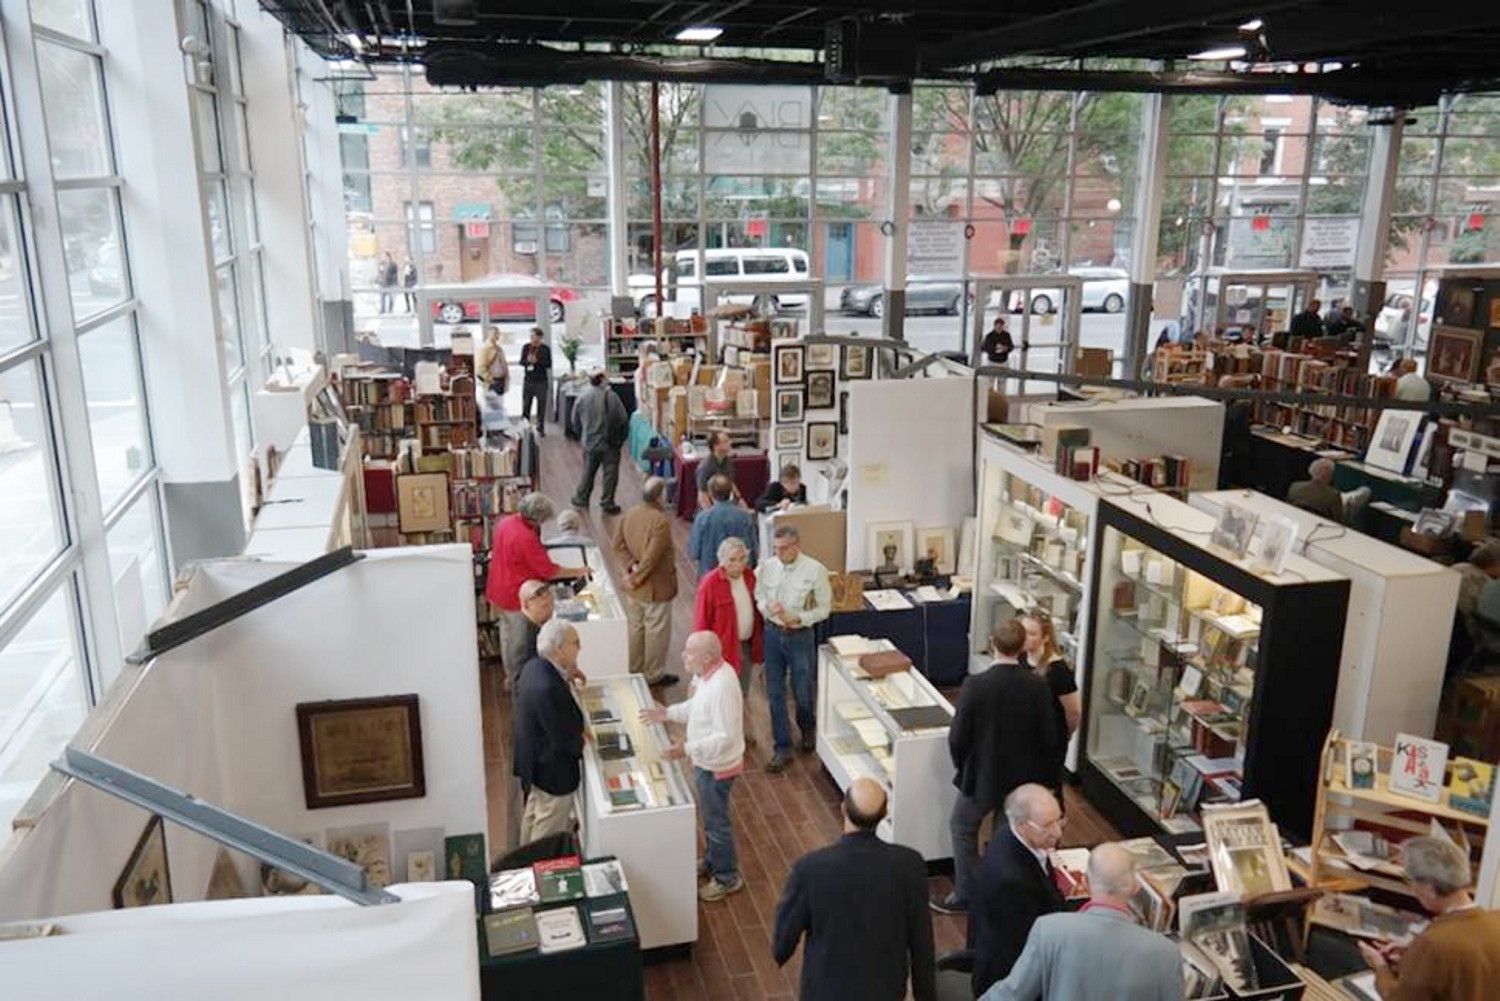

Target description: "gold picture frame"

left=396, top=471, right=451, bottom=534
left=113, top=814, right=172, bottom=909
left=296, top=694, right=426, bottom=809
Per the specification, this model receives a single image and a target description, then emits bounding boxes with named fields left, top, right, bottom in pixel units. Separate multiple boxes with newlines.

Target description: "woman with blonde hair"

left=1021, top=608, right=1080, bottom=796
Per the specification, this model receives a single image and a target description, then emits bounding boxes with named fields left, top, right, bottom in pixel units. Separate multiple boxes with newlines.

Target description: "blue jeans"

left=764, top=624, right=816, bottom=755
left=693, top=767, right=738, bottom=882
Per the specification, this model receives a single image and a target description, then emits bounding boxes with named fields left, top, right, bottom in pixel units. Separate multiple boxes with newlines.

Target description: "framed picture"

left=1345, top=740, right=1379, bottom=790
left=806, top=343, right=836, bottom=368
left=296, top=694, right=427, bottom=809
left=396, top=472, right=451, bottom=534
left=205, top=847, right=247, bottom=900
left=915, top=526, right=958, bottom=575
left=1366, top=408, right=1423, bottom=474
left=1247, top=515, right=1298, bottom=575
left=113, top=815, right=172, bottom=909
left=1441, top=284, right=1476, bottom=327
left=841, top=344, right=872, bottom=380
left=775, top=387, right=804, bottom=423
left=1490, top=297, right=1500, bottom=329
left=1427, top=324, right=1483, bottom=383
left=838, top=391, right=850, bottom=435
left=867, top=520, right=915, bottom=575
left=773, top=343, right=804, bottom=385
left=775, top=452, right=800, bottom=477
left=806, top=421, right=838, bottom=460
left=774, top=425, right=805, bottom=451
left=327, top=823, right=394, bottom=889
left=806, top=369, right=837, bottom=409
left=1208, top=502, right=1258, bottom=558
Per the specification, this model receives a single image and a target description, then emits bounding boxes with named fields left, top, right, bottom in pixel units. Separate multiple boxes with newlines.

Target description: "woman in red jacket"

left=693, top=535, right=763, bottom=744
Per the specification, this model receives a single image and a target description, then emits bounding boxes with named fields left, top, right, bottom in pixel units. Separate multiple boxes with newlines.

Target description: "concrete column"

left=604, top=82, right=631, bottom=301
left=1351, top=117, right=1404, bottom=321
left=1126, top=91, right=1170, bottom=378
left=882, top=89, right=913, bottom=341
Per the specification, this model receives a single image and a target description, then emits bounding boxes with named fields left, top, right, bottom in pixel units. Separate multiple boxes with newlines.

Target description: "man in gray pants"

left=570, top=366, right=629, bottom=516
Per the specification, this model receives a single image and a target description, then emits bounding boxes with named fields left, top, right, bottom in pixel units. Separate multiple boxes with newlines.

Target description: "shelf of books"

left=576, top=673, right=697, bottom=949
left=604, top=315, right=709, bottom=377
left=815, top=637, right=956, bottom=860
left=1255, top=350, right=1397, bottom=452
left=482, top=856, right=638, bottom=962
left=1079, top=487, right=1350, bottom=840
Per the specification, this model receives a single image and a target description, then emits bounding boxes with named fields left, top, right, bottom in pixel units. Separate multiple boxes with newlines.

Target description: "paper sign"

left=858, top=463, right=889, bottom=485
left=1389, top=732, right=1449, bottom=804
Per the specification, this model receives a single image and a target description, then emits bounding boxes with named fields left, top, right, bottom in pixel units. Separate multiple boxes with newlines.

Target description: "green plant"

left=560, top=334, right=581, bottom=374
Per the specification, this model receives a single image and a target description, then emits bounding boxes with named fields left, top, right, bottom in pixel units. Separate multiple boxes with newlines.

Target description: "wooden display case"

left=815, top=640, right=957, bottom=860
left=1080, top=484, right=1350, bottom=840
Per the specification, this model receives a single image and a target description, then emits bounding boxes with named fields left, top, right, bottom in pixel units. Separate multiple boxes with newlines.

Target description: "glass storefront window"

left=0, top=361, right=66, bottom=608
left=76, top=316, right=151, bottom=512
left=218, top=264, right=242, bottom=373
left=29, top=0, right=94, bottom=40
left=0, top=197, right=34, bottom=356
left=35, top=40, right=112, bottom=180
left=56, top=186, right=125, bottom=320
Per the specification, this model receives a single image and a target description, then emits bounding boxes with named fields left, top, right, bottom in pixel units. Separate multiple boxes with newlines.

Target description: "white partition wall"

left=1025, top=396, right=1226, bottom=492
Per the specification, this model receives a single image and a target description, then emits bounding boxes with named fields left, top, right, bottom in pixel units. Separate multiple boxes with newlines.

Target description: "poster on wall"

left=703, top=85, right=812, bottom=174
left=906, top=221, right=965, bottom=276
left=1297, top=217, right=1360, bottom=270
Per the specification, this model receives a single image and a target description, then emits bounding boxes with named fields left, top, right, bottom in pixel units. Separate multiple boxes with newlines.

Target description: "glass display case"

left=579, top=675, right=692, bottom=813
left=1080, top=487, right=1350, bottom=840
left=816, top=638, right=957, bottom=860
left=547, top=540, right=628, bottom=678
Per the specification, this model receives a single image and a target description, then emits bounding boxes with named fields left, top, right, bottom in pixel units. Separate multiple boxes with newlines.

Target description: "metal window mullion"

left=697, top=87, right=706, bottom=277
left=0, top=179, right=25, bottom=194
left=809, top=85, right=819, bottom=297
left=29, top=25, right=106, bottom=58
left=0, top=546, right=83, bottom=653
left=100, top=466, right=160, bottom=531
left=962, top=85, right=979, bottom=358
left=73, top=297, right=138, bottom=336
left=0, top=335, right=48, bottom=373
left=52, top=175, right=123, bottom=190
left=1410, top=98, right=1450, bottom=353
left=1289, top=100, right=1320, bottom=280
left=532, top=87, right=545, bottom=282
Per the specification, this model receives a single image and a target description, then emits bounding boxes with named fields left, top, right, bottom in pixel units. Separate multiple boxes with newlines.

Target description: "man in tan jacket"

left=613, top=477, right=679, bottom=686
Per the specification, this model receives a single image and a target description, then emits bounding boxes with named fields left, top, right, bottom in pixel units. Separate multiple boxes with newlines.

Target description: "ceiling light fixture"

left=1189, top=45, right=1247, bottom=61
left=675, top=26, right=723, bottom=43
left=1239, top=18, right=1264, bottom=32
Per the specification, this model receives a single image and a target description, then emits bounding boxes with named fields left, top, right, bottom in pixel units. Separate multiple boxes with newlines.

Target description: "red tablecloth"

left=675, top=452, right=771, bottom=520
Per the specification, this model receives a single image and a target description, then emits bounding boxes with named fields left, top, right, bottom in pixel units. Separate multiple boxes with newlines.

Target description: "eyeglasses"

left=1026, top=814, right=1067, bottom=832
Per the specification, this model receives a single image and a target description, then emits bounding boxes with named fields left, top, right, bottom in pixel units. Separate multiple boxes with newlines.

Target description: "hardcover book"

left=1447, top=756, right=1495, bottom=817
left=535, top=905, right=587, bottom=954
left=583, top=859, right=629, bottom=898
left=444, top=833, right=487, bottom=910
left=538, top=866, right=586, bottom=903
left=489, top=867, right=540, bottom=911
left=483, top=907, right=539, bottom=957
left=1389, top=733, right=1449, bottom=804
left=586, top=902, right=637, bottom=944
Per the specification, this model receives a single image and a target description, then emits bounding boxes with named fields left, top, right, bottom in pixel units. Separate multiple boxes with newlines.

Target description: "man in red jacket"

left=693, top=535, right=762, bottom=746
left=485, top=492, right=587, bottom=691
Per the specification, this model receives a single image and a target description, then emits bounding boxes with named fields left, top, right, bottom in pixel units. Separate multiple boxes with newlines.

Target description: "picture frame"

left=840, top=343, right=872, bottom=380
left=806, top=343, right=836, bottom=368
left=205, top=847, right=247, bottom=900
left=773, top=343, right=804, bottom=385
left=1247, top=515, right=1298, bottom=575
left=806, top=421, right=838, bottom=460
left=1208, top=502, right=1258, bottom=558
left=915, top=526, right=958, bottom=575
left=114, top=814, right=172, bottom=909
left=775, top=387, right=804, bottom=423
left=296, top=694, right=427, bottom=809
left=867, top=520, right=916, bottom=575
left=1365, top=408, right=1423, bottom=475
left=775, top=452, right=800, bottom=478
left=1441, top=284, right=1476, bottom=327
left=805, top=369, right=837, bottom=409
left=1489, top=297, right=1500, bottom=329
left=773, top=425, right=805, bottom=451
left=396, top=472, right=451, bottom=534
left=1345, top=740, right=1379, bottom=790
left=326, top=822, right=394, bottom=889
left=1427, top=324, right=1483, bottom=384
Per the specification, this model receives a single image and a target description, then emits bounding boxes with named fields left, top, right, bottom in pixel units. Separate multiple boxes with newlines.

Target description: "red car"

left=431, top=272, right=579, bottom=325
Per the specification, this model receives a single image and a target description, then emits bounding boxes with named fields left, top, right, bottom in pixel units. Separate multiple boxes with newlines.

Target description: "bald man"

left=971, top=784, right=1067, bottom=995
left=981, top=843, right=1182, bottom=1001
left=641, top=631, right=745, bottom=901
left=774, top=778, right=936, bottom=1001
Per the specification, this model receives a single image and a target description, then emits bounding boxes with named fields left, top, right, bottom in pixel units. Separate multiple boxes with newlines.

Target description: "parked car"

left=431, top=272, right=579, bottom=325
left=628, top=248, right=810, bottom=315
left=1374, top=280, right=1435, bottom=348
left=839, top=276, right=973, bottom=318
left=1001, top=266, right=1130, bottom=314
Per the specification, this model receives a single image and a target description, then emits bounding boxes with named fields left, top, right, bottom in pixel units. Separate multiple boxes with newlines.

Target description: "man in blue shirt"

left=689, top=474, right=757, bottom=577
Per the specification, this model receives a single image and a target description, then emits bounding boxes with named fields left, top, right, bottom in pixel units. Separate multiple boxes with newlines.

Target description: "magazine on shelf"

left=1388, top=733, right=1449, bottom=804
left=582, top=859, right=629, bottom=898
left=1310, top=892, right=1428, bottom=944
left=1201, top=800, right=1290, bottom=898
left=1330, top=831, right=1402, bottom=876
left=1447, top=756, right=1496, bottom=817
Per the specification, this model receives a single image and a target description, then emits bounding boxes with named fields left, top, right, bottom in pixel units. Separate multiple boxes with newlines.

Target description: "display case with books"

left=576, top=673, right=697, bottom=950
left=1080, top=482, right=1350, bottom=840
left=814, top=636, right=957, bottom=860
left=546, top=539, right=627, bottom=679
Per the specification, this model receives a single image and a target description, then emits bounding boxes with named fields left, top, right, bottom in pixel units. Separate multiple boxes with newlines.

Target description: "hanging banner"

left=1298, top=216, right=1360, bottom=269
left=703, top=85, right=811, bottom=174
left=906, top=220, right=964, bottom=276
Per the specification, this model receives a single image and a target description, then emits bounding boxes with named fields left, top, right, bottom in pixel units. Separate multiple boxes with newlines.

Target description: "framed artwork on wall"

left=841, top=344, right=872, bottom=380
left=774, top=425, right=805, bottom=451
left=1488, top=297, right=1500, bottom=328
left=1427, top=324, right=1483, bottom=383
left=806, top=369, right=836, bottom=409
left=776, top=388, right=805, bottom=423
left=775, top=452, right=800, bottom=477
left=807, top=421, right=838, bottom=460
left=296, top=694, right=427, bottom=809
left=839, top=391, right=850, bottom=435
left=1441, top=285, right=1476, bottom=327
left=396, top=472, right=451, bottom=534
left=774, top=344, right=804, bottom=385
left=807, top=343, right=836, bottom=368
left=916, top=526, right=958, bottom=575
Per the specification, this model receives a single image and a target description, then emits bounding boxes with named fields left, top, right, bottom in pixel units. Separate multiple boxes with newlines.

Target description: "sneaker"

left=647, top=673, right=680, bottom=687
left=697, top=858, right=710, bottom=879
left=799, top=731, right=817, bottom=753
left=601, top=505, right=622, bottom=516
left=766, top=752, right=791, bottom=773
left=698, top=875, right=745, bottom=902
left=570, top=498, right=588, bottom=509
left=929, top=892, right=967, bottom=915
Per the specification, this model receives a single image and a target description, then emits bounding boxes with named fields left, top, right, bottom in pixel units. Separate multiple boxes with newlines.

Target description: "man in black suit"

left=512, top=619, right=585, bottom=844
left=773, top=777, right=935, bottom=1001
left=1289, top=298, right=1325, bottom=340
left=970, top=784, right=1067, bottom=995
left=934, top=620, right=1059, bottom=914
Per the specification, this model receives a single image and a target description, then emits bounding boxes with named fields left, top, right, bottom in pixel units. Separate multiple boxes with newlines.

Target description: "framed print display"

left=1388, top=732, right=1448, bottom=803
left=396, top=472, right=451, bottom=534
left=1365, top=409, right=1422, bottom=474
left=205, top=847, right=247, bottom=900
left=1441, top=285, right=1475, bottom=327
left=806, top=369, right=836, bottom=409
left=1490, top=297, right=1500, bottom=328
left=775, top=452, right=800, bottom=477
left=807, top=422, right=838, bottom=460
left=296, top=694, right=426, bottom=809
left=1247, top=515, right=1298, bottom=575
left=806, top=343, right=836, bottom=368
left=1427, top=324, right=1482, bottom=383
left=841, top=344, right=871, bottom=380
left=775, top=388, right=804, bottom=423
left=916, top=526, right=958, bottom=575
left=327, top=823, right=394, bottom=889
left=1344, top=740, right=1378, bottom=790
left=773, top=344, right=804, bottom=385
left=867, top=521, right=915, bottom=575
left=1208, top=502, right=1258, bottom=558
left=774, top=425, right=804, bottom=451
left=113, top=815, right=172, bottom=909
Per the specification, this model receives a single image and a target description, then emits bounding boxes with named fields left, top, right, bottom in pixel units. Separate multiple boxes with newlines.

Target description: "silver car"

left=839, top=276, right=972, bottom=318
left=1002, top=267, right=1131, bottom=314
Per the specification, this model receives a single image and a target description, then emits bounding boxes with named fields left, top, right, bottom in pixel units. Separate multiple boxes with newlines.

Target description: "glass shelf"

left=580, top=675, right=693, bottom=813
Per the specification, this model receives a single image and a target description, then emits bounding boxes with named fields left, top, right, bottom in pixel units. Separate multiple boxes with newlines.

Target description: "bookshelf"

left=604, top=315, right=709, bottom=377
left=1256, top=350, right=1396, bottom=452
left=340, top=372, right=413, bottom=461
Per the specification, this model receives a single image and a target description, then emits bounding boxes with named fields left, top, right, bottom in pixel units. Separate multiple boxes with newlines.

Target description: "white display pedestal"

left=815, top=642, right=957, bottom=861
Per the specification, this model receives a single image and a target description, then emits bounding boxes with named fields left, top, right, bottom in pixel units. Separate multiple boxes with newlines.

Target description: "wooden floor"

left=481, top=431, right=1119, bottom=1000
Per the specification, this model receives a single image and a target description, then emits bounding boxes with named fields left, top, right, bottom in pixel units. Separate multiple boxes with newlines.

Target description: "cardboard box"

left=772, top=506, right=846, bottom=573
left=986, top=389, right=1011, bottom=423
left=1075, top=347, right=1114, bottom=379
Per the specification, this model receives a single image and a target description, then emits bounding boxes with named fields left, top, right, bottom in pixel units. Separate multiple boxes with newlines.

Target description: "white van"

left=628, top=248, right=811, bottom=314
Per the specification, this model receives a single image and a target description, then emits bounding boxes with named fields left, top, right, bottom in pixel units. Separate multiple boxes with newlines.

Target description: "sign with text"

left=703, top=85, right=812, bottom=174
left=1298, top=216, right=1360, bottom=269
left=906, top=220, right=965, bottom=275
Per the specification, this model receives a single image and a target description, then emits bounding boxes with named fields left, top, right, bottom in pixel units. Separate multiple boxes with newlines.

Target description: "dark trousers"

left=573, top=443, right=621, bottom=508
left=522, top=377, right=550, bottom=430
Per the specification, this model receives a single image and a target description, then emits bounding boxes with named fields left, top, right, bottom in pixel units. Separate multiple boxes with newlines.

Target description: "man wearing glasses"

left=969, top=784, right=1068, bottom=997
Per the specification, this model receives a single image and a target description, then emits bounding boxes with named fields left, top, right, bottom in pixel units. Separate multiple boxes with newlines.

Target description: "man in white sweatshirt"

left=641, top=630, right=746, bottom=901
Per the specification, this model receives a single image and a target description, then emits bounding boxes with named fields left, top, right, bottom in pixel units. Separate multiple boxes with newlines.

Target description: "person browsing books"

left=512, top=620, right=587, bottom=844
left=755, top=462, right=808, bottom=513
left=970, top=784, right=1067, bottom=995
left=773, top=777, right=935, bottom=1001
left=612, top=477, right=679, bottom=687
left=1358, top=835, right=1500, bottom=1001
left=981, top=843, right=1183, bottom=1001
left=640, top=631, right=746, bottom=902
left=696, top=431, right=744, bottom=511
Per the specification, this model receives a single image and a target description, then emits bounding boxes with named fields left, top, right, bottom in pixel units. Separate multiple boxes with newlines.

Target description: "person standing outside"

left=970, top=785, right=1067, bottom=995
left=640, top=631, right=746, bottom=902
left=689, top=474, right=757, bottom=577
left=519, top=327, right=553, bottom=435
left=694, top=536, right=763, bottom=744
left=400, top=256, right=417, bottom=312
left=981, top=315, right=1015, bottom=365
left=1020, top=610, right=1079, bottom=799
left=695, top=430, right=743, bottom=510
left=612, top=477, right=679, bottom=687
left=773, top=777, right=936, bottom=1001
left=980, top=843, right=1183, bottom=1001
left=485, top=492, right=587, bottom=692
left=570, top=367, right=629, bottom=516
left=513, top=620, right=587, bottom=844
left=377, top=251, right=398, bottom=314
left=755, top=524, right=831, bottom=772
left=936, top=620, right=1059, bottom=915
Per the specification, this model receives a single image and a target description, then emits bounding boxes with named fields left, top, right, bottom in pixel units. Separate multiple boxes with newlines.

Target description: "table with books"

left=479, top=855, right=644, bottom=1001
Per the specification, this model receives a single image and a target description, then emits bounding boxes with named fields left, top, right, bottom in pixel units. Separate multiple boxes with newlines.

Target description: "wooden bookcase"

left=604, top=315, right=708, bottom=377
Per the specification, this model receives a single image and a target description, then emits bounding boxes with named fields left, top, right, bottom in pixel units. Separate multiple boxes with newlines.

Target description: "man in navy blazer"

left=970, top=784, right=1068, bottom=995
left=513, top=619, right=585, bottom=844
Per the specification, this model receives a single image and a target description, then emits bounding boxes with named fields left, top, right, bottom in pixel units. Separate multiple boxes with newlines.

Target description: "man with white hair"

left=1358, top=835, right=1500, bottom=1001
left=512, top=619, right=586, bottom=843
left=641, top=631, right=746, bottom=901
left=1287, top=457, right=1344, bottom=522
left=485, top=491, right=588, bottom=692
left=981, top=842, right=1182, bottom=1001
left=969, top=784, right=1067, bottom=995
